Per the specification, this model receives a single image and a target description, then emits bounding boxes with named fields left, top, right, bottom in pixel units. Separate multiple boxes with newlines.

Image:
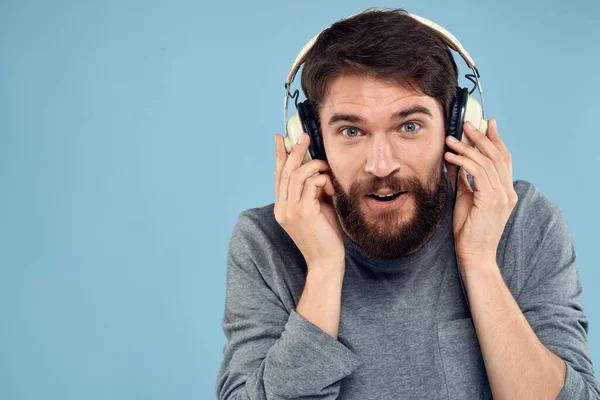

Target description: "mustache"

left=357, top=175, right=420, bottom=196
left=330, top=170, right=438, bottom=199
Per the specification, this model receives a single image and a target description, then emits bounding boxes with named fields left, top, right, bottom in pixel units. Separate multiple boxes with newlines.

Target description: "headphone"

left=282, top=10, right=488, bottom=164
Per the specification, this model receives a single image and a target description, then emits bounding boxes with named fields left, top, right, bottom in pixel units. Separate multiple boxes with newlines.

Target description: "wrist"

left=306, top=263, right=346, bottom=280
left=459, top=257, right=499, bottom=288
left=307, top=257, right=345, bottom=272
left=457, top=252, right=497, bottom=272
left=298, top=265, right=345, bottom=339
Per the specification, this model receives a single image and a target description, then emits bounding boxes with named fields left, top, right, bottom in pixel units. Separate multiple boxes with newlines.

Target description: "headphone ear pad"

left=297, top=100, right=327, bottom=161
left=446, top=87, right=468, bottom=147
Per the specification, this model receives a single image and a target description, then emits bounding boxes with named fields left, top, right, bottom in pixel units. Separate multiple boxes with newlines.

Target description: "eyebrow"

left=327, top=105, right=433, bottom=126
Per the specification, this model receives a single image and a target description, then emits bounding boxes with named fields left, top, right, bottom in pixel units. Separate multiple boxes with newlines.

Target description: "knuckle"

left=282, top=169, right=293, bottom=182
left=292, top=142, right=306, bottom=153
left=306, top=175, right=322, bottom=191
left=290, top=169, right=302, bottom=184
left=306, top=160, right=326, bottom=174
left=489, top=149, right=502, bottom=163
left=310, top=174, right=324, bottom=184
left=471, top=133, right=485, bottom=146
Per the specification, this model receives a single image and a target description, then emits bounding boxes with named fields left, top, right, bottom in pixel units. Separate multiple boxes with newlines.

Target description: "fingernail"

left=448, top=135, right=458, bottom=143
left=466, top=121, right=475, bottom=130
left=298, top=134, right=306, bottom=144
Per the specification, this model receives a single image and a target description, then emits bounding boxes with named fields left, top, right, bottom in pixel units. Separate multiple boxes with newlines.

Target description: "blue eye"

left=402, top=122, right=422, bottom=133
left=341, top=127, right=362, bottom=137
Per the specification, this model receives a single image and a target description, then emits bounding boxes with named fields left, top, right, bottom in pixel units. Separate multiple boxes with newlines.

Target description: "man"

left=216, top=9, right=600, bottom=399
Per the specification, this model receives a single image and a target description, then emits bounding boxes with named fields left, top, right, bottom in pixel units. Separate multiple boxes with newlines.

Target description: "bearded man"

left=216, top=8, right=600, bottom=400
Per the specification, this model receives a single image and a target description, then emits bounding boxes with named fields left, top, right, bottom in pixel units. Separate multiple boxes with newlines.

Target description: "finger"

left=318, top=176, right=336, bottom=205
left=445, top=162, right=459, bottom=195
left=445, top=135, right=502, bottom=191
left=288, top=160, right=331, bottom=205
left=444, top=151, right=494, bottom=193
left=458, top=166, right=473, bottom=196
left=452, top=168, right=474, bottom=234
left=462, top=120, right=510, bottom=188
left=274, top=134, right=288, bottom=204
left=279, top=133, right=311, bottom=202
left=300, top=174, right=335, bottom=214
left=485, top=118, right=514, bottom=183
left=486, top=119, right=509, bottom=153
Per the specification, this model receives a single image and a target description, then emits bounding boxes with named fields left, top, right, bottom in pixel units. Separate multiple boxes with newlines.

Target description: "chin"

left=364, top=198, right=415, bottom=229
left=363, top=194, right=414, bottom=218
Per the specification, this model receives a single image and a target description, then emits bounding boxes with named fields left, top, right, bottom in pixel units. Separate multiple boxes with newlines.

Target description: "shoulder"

left=229, top=203, right=300, bottom=263
left=227, top=204, right=306, bottom=307
left=232, top=203, right=277, bottom=238
left=498, top=180, right=575, bottom=296
left=513, top=180, right=558, bottom=216
left=505, top=180, right=574, bottom=276
left=231, top=203, right=287, bottom=244
left=230, top=203, right=281, bottom=250
left=511, top=180, right=569, bottom=236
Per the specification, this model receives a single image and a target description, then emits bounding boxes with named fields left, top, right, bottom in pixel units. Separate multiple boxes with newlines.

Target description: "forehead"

left=320, top=74, right=442, bottom=119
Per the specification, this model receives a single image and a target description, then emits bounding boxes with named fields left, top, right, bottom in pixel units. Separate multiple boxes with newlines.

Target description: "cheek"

left=324, top=138, right=354, bottom=181
left=329, top=159, right=356, bottom=191
left=423, top=132, right=445, bottom=162
left=425, top=129, right=446, bottom=154
left=326, top=152, right=362, bottom=194
left=408, top=135, right=445, bottom=176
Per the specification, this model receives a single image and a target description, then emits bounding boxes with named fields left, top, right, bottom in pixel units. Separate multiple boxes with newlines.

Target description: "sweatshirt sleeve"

left=215, top=210, right=363, bottom=400
left=515, top=184, right=600, bottom=399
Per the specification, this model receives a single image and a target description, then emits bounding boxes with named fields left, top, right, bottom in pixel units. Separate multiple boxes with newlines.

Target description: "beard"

left=331, top=166, right=448, bottom=260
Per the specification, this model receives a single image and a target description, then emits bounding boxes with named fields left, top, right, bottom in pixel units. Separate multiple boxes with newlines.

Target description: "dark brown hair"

left=300, top=8, right=459, bottom=125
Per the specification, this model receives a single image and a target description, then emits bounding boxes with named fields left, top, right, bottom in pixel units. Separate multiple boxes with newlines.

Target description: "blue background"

left=1, top=0, right=599, bottom=398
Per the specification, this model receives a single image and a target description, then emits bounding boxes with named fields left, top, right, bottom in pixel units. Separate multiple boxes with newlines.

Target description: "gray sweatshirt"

left=216, top=180, right=600, bottom=399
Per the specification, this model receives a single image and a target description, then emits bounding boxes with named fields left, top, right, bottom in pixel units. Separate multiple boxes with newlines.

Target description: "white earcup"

left=285, top=112, right=313, bottom=164
left=462, top=95, right=489, bottom=146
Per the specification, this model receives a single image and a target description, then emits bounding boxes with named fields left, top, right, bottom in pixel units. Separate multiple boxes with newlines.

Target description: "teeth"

left=372, top=192, right=400, bottom=198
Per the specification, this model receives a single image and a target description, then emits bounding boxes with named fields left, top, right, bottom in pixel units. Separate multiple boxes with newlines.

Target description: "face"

left=319, top=74, right=449, bottom=259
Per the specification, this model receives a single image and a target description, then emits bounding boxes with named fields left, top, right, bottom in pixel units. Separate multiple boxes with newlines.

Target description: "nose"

left=364, top=134, right=401, bottom=177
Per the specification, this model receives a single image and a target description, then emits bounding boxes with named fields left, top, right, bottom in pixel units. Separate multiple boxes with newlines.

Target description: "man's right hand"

left=274, top=132, right=346, bottom=271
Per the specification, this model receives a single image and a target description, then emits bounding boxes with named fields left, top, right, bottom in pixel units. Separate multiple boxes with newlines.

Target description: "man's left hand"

left=444, top=118, right=518, bottom=270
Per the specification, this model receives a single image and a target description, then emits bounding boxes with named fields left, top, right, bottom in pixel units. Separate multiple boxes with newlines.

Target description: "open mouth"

left=366, top=192, right=406, bottom=202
